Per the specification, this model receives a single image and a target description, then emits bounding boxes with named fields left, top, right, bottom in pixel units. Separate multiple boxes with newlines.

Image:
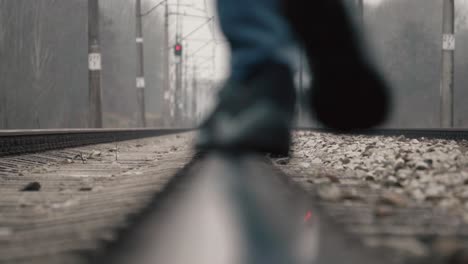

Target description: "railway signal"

left=174, top=43, right=183, bottom=56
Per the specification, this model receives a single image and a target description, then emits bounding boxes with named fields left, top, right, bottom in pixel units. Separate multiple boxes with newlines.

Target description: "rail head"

left=0, top=128, right=192, bottom=137
left=101, top=154, right=384, bottom=264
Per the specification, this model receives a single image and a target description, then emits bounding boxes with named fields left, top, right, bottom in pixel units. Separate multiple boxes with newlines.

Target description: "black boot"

left=196, top=63, right=296, bottom=155
left=284, top=0, right=391, bottom=131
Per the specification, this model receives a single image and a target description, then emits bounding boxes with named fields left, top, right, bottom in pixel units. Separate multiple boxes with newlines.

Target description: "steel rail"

left=0, top=128, right=192, bottom=157
left=300, top=128, right=468, bottom=141
left=95, top=154, right=385, bottom=264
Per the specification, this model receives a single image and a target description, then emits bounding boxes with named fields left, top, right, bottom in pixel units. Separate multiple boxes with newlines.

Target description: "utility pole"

left=183, top=43, right=189, bottom=125
left=163, top=0, right=171, bottom=127
left=88, top=0, right=103, bottom=128
left=135, top=0, right=147, bottom=127
left=440, top=0, right=455, bottom=128
left=356, top=0, right=364, bottom=26
left=174, top=36, right=182, bottom=126
left=192, top=64, right=197, bottom=126
left=298, top=48, right=304, bottom=125
left=174, top=0, right=182, bottom=126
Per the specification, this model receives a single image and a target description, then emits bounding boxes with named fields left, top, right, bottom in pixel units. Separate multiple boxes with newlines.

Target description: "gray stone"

left=415, top=161, right=430, bottom=170
left=318, top=186, right=342, bottom=202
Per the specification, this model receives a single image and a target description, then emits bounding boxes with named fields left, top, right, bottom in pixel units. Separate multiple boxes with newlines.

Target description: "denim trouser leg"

left=217, top=0, right=295, bottom=81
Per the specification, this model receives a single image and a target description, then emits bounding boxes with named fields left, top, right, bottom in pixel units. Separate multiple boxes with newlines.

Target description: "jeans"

left=217, top=0, right=297, bottom=81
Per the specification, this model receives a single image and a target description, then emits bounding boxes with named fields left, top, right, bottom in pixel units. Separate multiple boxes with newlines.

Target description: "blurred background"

left=0, top=0, right=467, bottom=129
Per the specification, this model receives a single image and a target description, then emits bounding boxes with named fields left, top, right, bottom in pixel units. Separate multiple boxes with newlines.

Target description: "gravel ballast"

left=276, top=131, right=468, bottom=263
left=0, top=133, right=194, bottom=264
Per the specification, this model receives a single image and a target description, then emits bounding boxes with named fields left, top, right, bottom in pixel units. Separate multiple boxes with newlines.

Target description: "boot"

left=196, top=63, right=296, bottom=155
left=284, top=0, right=391, bottom=130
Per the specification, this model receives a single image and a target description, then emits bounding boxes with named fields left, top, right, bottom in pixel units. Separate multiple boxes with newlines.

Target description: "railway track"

left=1, top=128, right=468, bottom=263
left=310, top=128, right=468, bottom=141
left=0, top=128, right=190, bottom=157
left=98, top=154, right=383, bottom=264
left=0, top=129, right=194, bottom=264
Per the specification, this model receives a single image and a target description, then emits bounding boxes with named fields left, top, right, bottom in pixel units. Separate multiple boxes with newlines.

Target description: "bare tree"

left=30, top=0, right=56, bottom=128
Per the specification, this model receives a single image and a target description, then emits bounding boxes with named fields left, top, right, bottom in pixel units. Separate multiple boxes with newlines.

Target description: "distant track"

left=2, top=127, right=467, bottom=157
left=0, top=128, right=192, bottom=157
left=302, top=128, right=468, bottom=141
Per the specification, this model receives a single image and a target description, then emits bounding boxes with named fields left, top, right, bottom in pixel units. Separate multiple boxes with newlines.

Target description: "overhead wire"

left=140, top=0, right=166, bottom=17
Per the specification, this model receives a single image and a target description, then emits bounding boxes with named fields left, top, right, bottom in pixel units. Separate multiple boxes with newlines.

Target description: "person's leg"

left=196, top=0, right=297, bottom=155
left=217, top=0, right=295, bottom=81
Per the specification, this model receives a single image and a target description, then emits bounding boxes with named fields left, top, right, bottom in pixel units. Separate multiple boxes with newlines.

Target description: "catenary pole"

left=88, top=0, right=103, bottom=128
left=440, top=0, right=455, bottom=127
left=174, top=36, right=182, bottom=125
left=185, top=43, right=191, bottom=125
left=174, top=0, right=182, bottom=125
left=192, top=64, right=198, bottom=126
left=357, top=0, right=364, bottom=26
left=298, top=48, right=304, bottom=124
left=163, top=0, right=171, bottom=127
left=135, top=0, right=147, bottom=127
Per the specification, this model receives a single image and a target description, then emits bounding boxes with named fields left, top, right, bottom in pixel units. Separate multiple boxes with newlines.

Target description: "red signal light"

left=174, top=43, right=183, bottom=56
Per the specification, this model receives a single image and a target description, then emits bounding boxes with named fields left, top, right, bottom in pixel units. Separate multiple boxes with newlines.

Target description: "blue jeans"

left=217, top=0, right=296, bottom=81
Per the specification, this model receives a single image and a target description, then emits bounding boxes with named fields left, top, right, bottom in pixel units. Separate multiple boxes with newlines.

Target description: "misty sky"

left=367, top=0, right=383, bottom=6
left=170, top=0, right=385, bottom=81
left=149, top=0, right=227, bottom=81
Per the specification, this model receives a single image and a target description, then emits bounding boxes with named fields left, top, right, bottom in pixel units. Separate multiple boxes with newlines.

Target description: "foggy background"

left=366, top=0, right=468, bottom=128
left=0, top=0, right=467, bottom=129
